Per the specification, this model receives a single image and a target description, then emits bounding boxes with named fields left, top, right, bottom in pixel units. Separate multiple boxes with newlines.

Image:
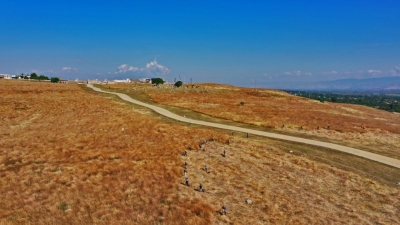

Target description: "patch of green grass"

left=59, top=203, right=69, bottom=212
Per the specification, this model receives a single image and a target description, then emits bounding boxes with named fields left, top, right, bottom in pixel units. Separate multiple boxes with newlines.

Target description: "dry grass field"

left=181, top=139, right=400, bottom=224
left=0, top=80, right=226, bottom=224
left=100, top=83, right=400, bottom=159
left=1, top=80, right=400, bottom=224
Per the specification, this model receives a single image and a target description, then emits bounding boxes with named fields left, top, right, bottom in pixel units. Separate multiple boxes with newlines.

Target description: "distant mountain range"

left=298, top=76, right=400, bottom=92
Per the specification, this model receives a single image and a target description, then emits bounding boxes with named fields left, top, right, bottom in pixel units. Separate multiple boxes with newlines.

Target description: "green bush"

left=151, top=78, right=164, bottom=86
left=174, top=81, right=183, bottom=87
left=59, top=203, right=69, bottom=212
left=51, top=77, right=60, bottom=83
left=39, top=75, right=49, bottom=80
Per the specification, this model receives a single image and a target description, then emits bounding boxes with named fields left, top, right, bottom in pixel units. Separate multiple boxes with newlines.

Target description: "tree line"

left=13, top=73, right=60, bottom=83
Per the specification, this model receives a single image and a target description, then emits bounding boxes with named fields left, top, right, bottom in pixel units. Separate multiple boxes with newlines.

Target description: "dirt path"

left=87, top=84, right=400, bottom=169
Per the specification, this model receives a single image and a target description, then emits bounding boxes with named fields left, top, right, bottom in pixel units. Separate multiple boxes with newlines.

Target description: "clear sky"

left=1, top=1, right=399, bottom=88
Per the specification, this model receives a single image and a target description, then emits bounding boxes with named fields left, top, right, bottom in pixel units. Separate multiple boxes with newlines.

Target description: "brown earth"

left=1, top=80, right=400, bottom=224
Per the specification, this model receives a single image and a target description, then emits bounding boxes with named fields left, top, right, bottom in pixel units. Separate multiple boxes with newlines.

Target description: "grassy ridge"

left=98, top=83, right=400, bottom=159
left=1, top=80, right=400, bottom=224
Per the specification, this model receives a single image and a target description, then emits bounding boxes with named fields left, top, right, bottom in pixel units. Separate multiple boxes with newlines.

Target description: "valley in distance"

left=1, top=79, right=400, bottom=224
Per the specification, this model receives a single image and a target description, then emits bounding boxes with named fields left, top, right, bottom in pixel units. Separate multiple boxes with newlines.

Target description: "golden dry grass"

left=0, top=80, right=227, bottom=224
left=102, top=83, right=400, bottom=158
left=2, top=80, right=400, bottom=224
left=181, top=139, right=400, bottom=224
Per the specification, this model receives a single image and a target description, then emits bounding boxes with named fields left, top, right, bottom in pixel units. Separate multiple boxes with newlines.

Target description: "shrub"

left=151, top=78, right=164, bottom=86
left=38, top=75, right=50, bottom=80
left=59, top=203, right=69, bottom=212
left=175, top=81, right=183, bottom=87
left=50, top=77, right=60, bottom=83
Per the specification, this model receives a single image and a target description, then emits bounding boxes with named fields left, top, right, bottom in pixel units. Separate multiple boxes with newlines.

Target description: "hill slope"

left=1, top=80, right=400, bottom=224
left=102, top=83, right=400, bottom=159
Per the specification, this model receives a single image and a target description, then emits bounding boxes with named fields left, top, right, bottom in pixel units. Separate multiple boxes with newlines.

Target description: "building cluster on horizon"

left=0, top=74, right=178, bottom=86
left=0, top=74, right=156, bottom=84
left=86, top=78, right=154, bottom=84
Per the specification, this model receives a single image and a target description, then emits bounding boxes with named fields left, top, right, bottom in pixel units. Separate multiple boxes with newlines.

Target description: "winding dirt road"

left=87, top=84, right=400, bottom=169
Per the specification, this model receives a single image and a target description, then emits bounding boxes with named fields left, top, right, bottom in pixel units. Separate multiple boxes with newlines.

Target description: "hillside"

left=100, top=83, right=400, bottom=159
left=1, top=80, right=400, bottom=224
left=0, top=80, right=225, bottom=224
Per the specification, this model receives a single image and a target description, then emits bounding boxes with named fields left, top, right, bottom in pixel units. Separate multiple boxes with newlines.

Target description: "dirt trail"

left=87, top=84, right=400, bottom=169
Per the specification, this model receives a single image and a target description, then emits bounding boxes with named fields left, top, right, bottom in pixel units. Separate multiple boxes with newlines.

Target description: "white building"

left=0, top=74, right=11, bottom=79
left=113, top=78, right=131, bottom=83
left=139, top=78, right=152, bottom=83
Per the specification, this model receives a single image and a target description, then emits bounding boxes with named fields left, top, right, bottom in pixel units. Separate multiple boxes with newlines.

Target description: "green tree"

left=30, top=73, right=38, bottom=79
left=151, top=78, right=164, bottom=86
left=51, top=77, right=60, bottom=83
left=174, top=81, right=183, bottom=87
left=39, top=75, right=49, bottom=80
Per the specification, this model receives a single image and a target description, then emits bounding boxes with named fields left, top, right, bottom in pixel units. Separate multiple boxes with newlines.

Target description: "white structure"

left=113, top=78, right=131, bottom=83
left=87, top=79, right=100, bottom=84
left=0, top=74, right=11, bottom=79
left=139, top=78, right=152, bottom=83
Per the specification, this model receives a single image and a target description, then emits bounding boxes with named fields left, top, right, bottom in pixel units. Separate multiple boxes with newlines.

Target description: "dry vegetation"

left=1, top=80, right=400, bottom=224
left=0, top=80, right=226, bottom=224
left=181, top=139, right=400, bottom=224
left=101, top=83, right=400, bottom=158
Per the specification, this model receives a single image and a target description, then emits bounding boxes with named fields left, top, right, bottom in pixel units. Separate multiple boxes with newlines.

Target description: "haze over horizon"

left=1, top=1, right=400, bottom=89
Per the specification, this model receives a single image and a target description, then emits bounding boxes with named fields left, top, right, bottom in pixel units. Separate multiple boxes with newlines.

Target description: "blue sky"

left=1, top=1, right=399, bottom=88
